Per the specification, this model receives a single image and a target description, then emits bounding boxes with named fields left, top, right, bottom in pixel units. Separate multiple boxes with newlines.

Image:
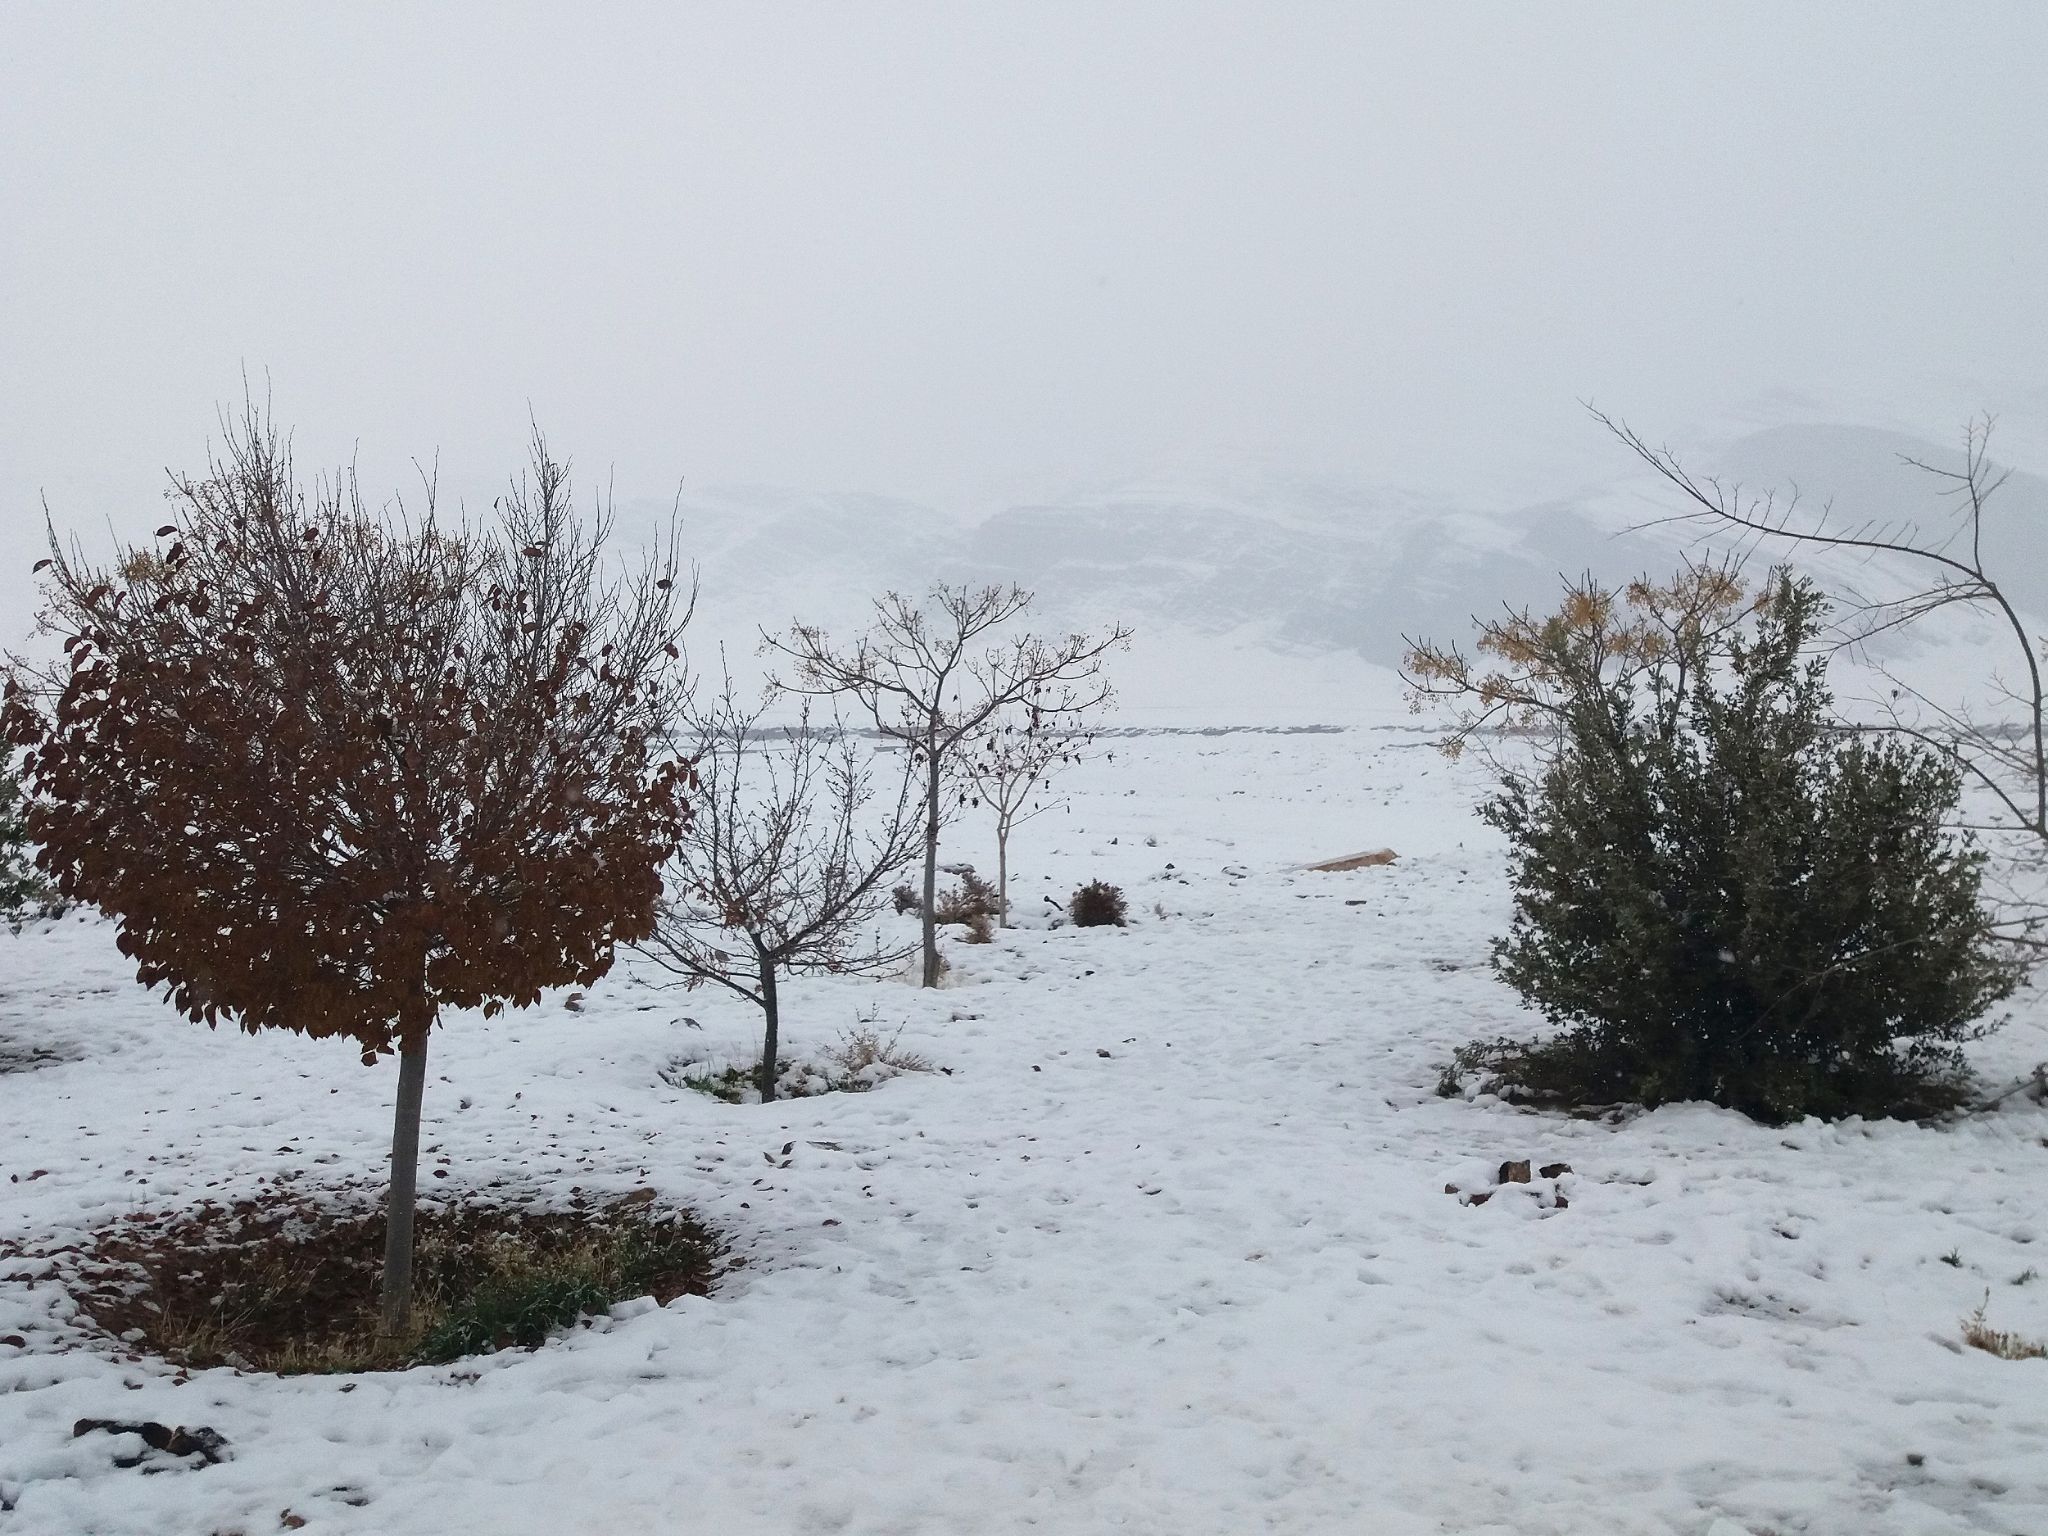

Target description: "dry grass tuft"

left=828, top=1023, right=933, bottom=1078
left=1963, top=1298, right=2047, bottom=1361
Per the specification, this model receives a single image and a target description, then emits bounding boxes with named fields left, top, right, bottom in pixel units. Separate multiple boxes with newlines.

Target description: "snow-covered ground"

left=2, top=732, right=2046, bottom=1536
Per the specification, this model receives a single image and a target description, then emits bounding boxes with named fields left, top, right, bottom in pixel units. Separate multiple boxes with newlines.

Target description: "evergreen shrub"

left=1422, top=568, right=2020, bottom=1122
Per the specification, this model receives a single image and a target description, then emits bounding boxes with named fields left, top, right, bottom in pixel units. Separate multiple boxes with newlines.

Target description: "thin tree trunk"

left=758, top=954, right=781, bottom=1103
left=921, top=747, right=942, bottom=987
left=996, top=821, right=1010, bottom=929
left=379, top=1026, right=431, bottom=1340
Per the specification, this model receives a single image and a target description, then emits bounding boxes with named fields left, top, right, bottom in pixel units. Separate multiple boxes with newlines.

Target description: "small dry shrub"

left=892, top=882, right=921, bottom=915
left=33, top=1181, right=722, bottom=1373
left=932, top=866, right=998, bottom=927
left=1068, top=879, right=1128, bottom=927
left=828, top=1022, right=934, bottom=1079
left=1963, top=1298, right=2047, bottom=1361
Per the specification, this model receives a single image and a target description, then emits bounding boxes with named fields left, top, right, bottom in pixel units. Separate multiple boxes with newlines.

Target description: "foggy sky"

left=5, top=3, right=2046, bottom=642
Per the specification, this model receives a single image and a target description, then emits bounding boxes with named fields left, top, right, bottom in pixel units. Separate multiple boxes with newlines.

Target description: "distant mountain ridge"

left=647, top=421, right=2047, bottom=727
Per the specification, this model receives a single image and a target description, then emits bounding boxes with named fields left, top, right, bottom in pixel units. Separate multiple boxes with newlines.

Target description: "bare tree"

left=764, top=585, right=1128, bottom=986
left=1592, top=408, right=2047, bottom=953
left=2, top=405, right=691, bottom=1337
left=965, top=686, right=1103, bottom=926
left=637, top=675, right=922, bottom=1099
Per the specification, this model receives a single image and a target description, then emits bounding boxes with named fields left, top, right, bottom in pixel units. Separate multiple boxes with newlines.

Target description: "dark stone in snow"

left=73, top=1419, right=230, bottom=1465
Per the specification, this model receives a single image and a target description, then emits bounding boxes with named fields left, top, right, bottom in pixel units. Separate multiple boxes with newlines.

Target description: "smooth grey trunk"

left=996, top=822, right=1010, bottom=929
left=379, top=1029, right=431, bottom=1338
left=757, top=954, right=781, bottom=1103
left=920, top=748, right=942, bottom=987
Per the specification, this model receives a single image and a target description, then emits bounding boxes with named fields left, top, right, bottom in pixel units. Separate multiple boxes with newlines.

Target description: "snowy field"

left=2, top=730, right=2046, bottom=1536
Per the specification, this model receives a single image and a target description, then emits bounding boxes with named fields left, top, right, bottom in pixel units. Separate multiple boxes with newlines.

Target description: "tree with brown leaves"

left=637, top=673, right=922, bottom=1102
left=1, top=406, right=692, bottom=1336
left=764, top=585, right=1128, bottom=986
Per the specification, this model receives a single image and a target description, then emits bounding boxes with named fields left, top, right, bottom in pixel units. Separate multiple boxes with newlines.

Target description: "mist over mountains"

left=657, top=421, right=2048, bottom=728
left=4, top=415, right=2034, bottom=730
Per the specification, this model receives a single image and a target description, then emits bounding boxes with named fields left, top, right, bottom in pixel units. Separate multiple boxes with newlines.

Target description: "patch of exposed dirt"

left=8, top=1179, right=725, bottom=1374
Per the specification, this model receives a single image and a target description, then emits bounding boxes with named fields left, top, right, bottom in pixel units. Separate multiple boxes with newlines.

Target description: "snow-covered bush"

left=1417, top=564, right=2021, bottom=1123
left=662, top=1023, right=934, bottom=1104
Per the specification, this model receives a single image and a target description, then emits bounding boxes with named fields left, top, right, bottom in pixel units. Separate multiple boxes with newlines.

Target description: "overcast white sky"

left=4, top=3, right=2046, bottom=641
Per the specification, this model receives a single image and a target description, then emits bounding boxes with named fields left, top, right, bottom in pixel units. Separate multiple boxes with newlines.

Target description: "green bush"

left=1, top=759, right=61, bottom=929
left=1436, top=568, right=2020, bottom=1123
left=419, top=1256, right=615, bottom=1362
left=415, top=1216, right=712, bottom=1363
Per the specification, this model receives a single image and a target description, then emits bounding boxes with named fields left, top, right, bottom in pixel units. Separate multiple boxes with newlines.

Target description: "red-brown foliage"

left=2, top=408, right=691, bottom=1061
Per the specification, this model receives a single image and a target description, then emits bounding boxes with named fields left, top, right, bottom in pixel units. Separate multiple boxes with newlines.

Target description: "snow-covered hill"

left=5, top=415, right=2036, bottom=729
left=650, top=420, right=2047, bottom=728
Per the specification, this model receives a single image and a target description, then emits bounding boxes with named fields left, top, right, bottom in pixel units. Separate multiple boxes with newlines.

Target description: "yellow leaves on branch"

left=1558, top=586, right=1614, bottom=636
left=1403, top=560, right=1756, bottom=746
